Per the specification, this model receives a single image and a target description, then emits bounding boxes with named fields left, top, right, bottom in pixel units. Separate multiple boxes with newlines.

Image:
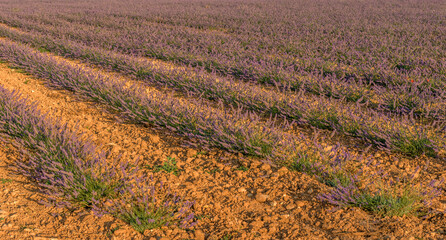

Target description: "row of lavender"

left=0, top=85, right=195, bottom=232
left=2, top=11, right=445, bottom=121
left=4, top=23, right=446, bottom=122
left=0, top=26, right=444, bottom=158
left=0, top=0, right=444, bottom=93
left=0, top=39, right=442, bottom=217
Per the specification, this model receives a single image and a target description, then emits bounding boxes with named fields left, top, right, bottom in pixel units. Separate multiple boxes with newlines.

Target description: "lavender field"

left=0, top=0, right=445, bottom=239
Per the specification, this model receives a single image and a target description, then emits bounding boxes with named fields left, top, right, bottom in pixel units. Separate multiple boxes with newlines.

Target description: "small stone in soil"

left=256, top=193, right=268, bottom=203
left=149, top=135, right=160, bottom=144
left=113, top=229, right=127, bottom=235
left=187, top=149, right=198, bottom=157
left=277, top=166, right=288, bottom=175
left=0, top=210, right=7, bottom=218
left=195, top=230, right=205, bottom=240
left=286, top=204, right=296, bottom=210
left=192, top=171, right=200, bottom=178
left=260, top=164, right=271, bottom=171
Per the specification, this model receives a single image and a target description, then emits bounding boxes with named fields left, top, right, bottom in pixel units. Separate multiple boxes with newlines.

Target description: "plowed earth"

left=0, top=53, right=445, bottom=240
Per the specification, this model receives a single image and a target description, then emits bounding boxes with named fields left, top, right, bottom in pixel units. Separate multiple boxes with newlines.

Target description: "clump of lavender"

left=319, top=163, right=444, bottom=217
left=93, top=174, right=196, bottom=233
left=0, top=86, right=195, bottom=230
left=290, top=141, right=355, bottom=188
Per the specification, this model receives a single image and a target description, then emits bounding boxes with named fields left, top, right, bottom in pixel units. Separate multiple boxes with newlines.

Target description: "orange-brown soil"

left=0, top=56, right=445, bottom=240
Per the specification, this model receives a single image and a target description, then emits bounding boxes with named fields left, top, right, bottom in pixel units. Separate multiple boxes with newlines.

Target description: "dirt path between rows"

left=0, top=56, right=445, bottom=240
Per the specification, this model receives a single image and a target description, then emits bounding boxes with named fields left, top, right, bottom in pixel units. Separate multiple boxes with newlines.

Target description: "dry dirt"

left=0, top=53, right=445, bottom=240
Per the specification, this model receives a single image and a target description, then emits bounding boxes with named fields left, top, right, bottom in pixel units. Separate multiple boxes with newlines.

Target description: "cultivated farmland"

left=0, top=0, right=445, bottom=239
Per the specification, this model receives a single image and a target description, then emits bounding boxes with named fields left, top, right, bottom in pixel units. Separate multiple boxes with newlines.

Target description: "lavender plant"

left=319, top=163, right=444, bottom=217
left=93, top=176, right=196, bottom=232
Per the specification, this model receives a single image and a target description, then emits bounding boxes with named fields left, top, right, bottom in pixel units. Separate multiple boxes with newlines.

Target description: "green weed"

left=235, top=165, right=249, bottom=172
left=146, top=156, right=180, bottom=175
left=0, top=178, right=12, bottom=184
